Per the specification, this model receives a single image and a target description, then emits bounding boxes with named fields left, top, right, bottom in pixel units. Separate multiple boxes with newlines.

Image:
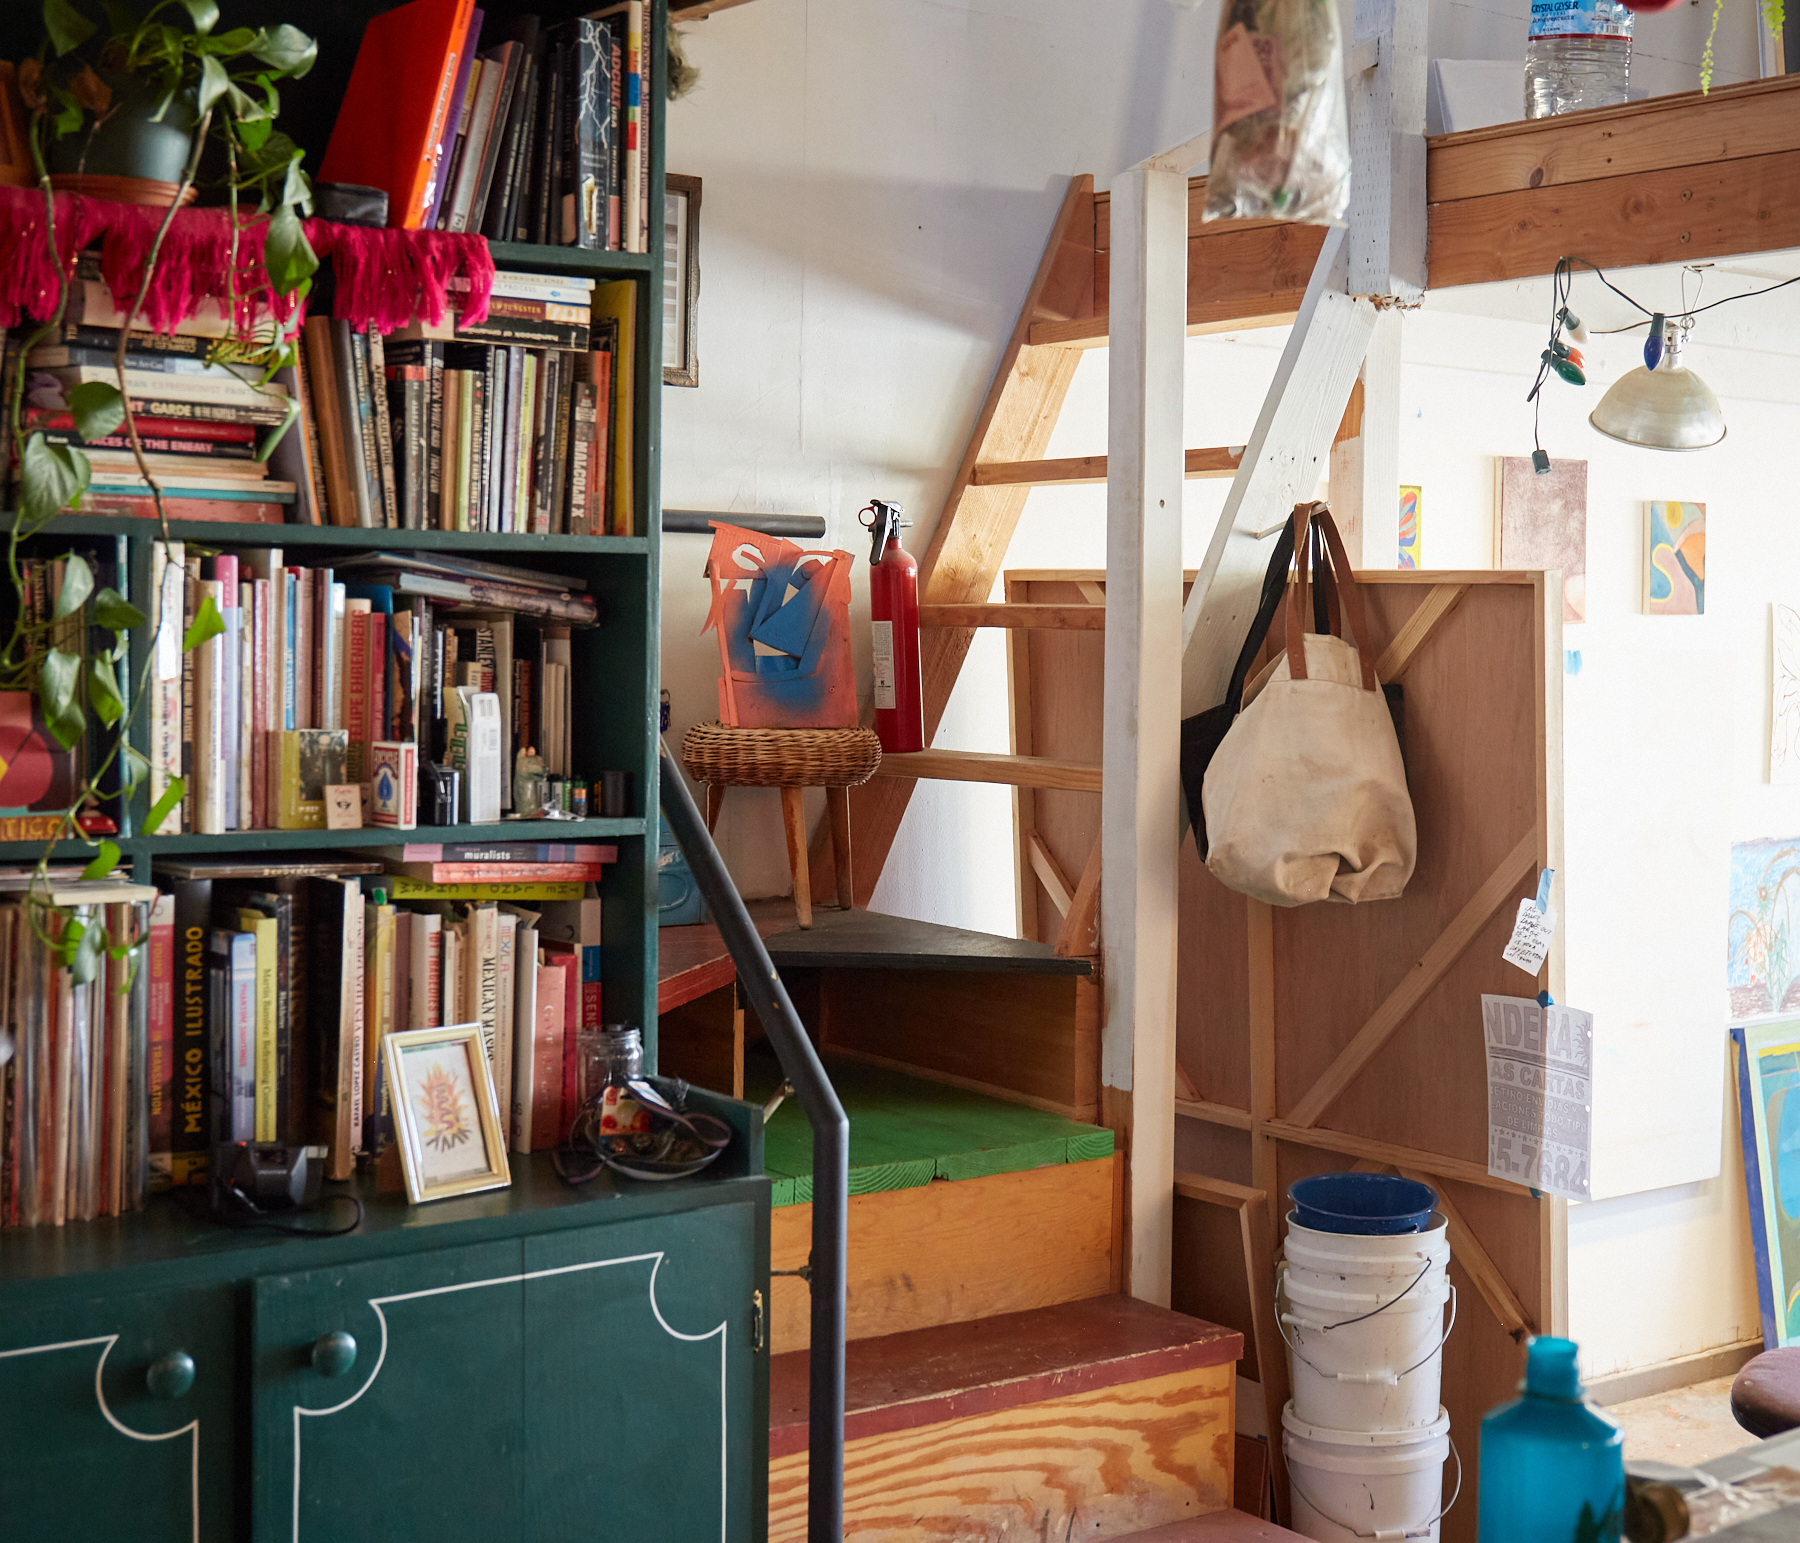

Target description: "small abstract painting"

left=1772, top=606, right=1800, bottom=785
left=1730, top=838, right=1800, bottom=1019
left=1732, top=1019, right=1800, bottom=1346
left=1644, top=501, right=1706, bottom=615
left=1397, top=486, right=1421, bottom=569
left=1495, top=457, right=1587, bottom=622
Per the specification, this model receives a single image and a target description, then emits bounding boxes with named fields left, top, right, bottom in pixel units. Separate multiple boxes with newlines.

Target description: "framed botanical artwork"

left=384, top=1023, right=510, bottom=1204
left=663, top=173, right=701, bottom=387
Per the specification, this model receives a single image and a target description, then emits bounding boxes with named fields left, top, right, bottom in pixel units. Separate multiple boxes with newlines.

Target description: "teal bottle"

left=1479, top=1337, right=1624, bottom=1542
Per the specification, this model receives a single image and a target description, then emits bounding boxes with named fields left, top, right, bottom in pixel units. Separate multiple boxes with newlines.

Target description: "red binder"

left=320, top=0, right=477, bottom=230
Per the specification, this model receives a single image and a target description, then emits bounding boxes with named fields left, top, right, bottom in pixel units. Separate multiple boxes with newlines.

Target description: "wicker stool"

left=681, top=723, right=882, bottom=928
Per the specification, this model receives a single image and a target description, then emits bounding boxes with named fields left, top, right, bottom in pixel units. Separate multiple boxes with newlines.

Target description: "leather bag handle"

left=1286, top=502, right=1379, bottom=692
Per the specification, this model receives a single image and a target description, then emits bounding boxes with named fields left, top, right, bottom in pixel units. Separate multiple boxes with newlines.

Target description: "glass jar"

left=513, top=747, right=547, bottom=816
left=581, top=1025, right=651, bottom=1151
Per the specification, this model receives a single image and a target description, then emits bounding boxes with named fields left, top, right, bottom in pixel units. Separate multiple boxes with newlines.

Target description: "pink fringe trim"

left=0, top=185, right=494, bottom=336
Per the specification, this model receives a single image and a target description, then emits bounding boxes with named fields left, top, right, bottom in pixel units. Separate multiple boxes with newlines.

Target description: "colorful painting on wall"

left=1732, top=1019, right=1800, bottom=1347
left=1729, top=837, right=1800, bottom=1018
left=1397, top=486, right=1421, bottom=569
left=1495, top=457, right=1587, bottom=622
left=1772, top=606, right=1800, bottom=785
left=1644, top=500, right=1706, bottom=615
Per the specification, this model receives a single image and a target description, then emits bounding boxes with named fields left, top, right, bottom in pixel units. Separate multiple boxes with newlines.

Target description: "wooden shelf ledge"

left=972, top=446, right=1242, bottom=487
left=875, top=749, right=1102, bottom=793
left=920, top=603, right=1105, bottom=630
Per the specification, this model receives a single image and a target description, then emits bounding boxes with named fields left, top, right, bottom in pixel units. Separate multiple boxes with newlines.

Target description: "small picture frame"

left=384, top=1023, right=511, bottom=1204
left=663, top=173, right=701, bottom=387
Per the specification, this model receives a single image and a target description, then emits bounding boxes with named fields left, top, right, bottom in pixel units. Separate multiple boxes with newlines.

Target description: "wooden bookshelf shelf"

left=1, top=514, right=651, bottom=555
left=488, top=242, right=660, bottom=277
left=0, top=817, right=647, bottom=860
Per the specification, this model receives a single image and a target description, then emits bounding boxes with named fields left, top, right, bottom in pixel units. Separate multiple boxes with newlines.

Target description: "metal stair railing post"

left=659, top=746, right=848, bottom=1543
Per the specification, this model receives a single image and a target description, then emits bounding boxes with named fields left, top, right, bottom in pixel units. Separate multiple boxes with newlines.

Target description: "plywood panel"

left=768, top=1361, right=1234, bottom=1543
left=769, top=1157, right=1119, bottom=1353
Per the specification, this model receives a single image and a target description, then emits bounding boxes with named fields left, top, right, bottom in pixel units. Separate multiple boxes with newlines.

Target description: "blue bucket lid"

left=1289, top=1172, right=1440, bottom=1235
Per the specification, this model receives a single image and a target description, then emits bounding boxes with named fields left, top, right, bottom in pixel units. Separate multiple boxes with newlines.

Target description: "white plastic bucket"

left=1283, top=1402, right=1456, bottom=1543
left=1280, top=1215, right=1454, bottom=1431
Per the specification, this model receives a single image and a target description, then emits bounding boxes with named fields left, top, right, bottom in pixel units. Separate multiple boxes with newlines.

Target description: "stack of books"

left=147, top=540, right=598, bottom=837
left=325, top=2, right=656, bottom=254
left=0, top=876, right=158, bottom=1227
left=1, top=256, right=303, bottom=525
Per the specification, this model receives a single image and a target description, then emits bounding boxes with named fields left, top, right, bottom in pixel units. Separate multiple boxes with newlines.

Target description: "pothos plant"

left=2, top=0, right=319, bottom=987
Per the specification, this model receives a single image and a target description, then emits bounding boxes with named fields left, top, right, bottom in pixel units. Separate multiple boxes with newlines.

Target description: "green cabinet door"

left=250, top=1239, right=528, bottom=1543
left=517, top=1200, right=764, bottom=1541
left=0, top=1280, right=238, bottom=1543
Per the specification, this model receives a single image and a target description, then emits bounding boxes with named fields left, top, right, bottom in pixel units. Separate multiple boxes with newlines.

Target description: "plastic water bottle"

left=1525, top=0, right=1634, bottom=118
left=1478, top=1337, right=1624, bottom=1542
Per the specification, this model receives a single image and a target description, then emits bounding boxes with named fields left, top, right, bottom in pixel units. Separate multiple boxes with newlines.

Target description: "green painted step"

left=748, top=1054, right=1114, bottom=1208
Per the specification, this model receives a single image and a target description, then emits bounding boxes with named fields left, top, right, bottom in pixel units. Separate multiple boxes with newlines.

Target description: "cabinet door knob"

left=146, top=1350, right=196, bottom=1400
left=311, top=1331, right=357, bottom=1378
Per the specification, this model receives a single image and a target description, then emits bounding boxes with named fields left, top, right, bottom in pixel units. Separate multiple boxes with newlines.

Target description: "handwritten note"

left=1502, top=897, right=1558, bottom=975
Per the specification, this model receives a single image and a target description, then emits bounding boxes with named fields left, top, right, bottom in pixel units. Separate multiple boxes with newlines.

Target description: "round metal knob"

left=146, top=1350, right=195, bottom=1400
left=311, top=1330, right=357, bottom=1378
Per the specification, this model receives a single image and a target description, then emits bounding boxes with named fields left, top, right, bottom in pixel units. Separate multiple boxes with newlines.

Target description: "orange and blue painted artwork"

left=1645, top=500, right=1706, bottom=615
left=1397, top=486, right=1421, bottom=569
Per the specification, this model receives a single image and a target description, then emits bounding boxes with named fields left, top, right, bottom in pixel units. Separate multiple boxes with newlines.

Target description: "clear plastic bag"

left=1206, top=0, right=1351, bottom=225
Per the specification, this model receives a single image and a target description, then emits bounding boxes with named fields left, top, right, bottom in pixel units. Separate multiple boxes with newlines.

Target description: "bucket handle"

left=1276, top=1262, right=1458, bottom=1385
left=1287, top=1433, right=1463, bottom=1542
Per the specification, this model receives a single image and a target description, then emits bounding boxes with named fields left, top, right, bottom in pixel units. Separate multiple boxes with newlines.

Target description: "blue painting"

left=1644, top=500, right=1706, bottom=615
left=1729, top=838, right=1800, bottom=1019
left=1734, top=1021, right=1800, bottom=1346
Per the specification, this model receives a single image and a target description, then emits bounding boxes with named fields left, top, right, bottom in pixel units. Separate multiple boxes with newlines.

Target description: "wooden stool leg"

left=780, top=786, right=812, bottom=929
left=704, top=783, right=724, bottom=833
left=826, top=786, right=854, bottom=910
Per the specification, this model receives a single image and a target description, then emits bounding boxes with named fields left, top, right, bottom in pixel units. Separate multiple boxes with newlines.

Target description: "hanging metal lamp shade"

left=1589, top=327, right=1726, bottom=451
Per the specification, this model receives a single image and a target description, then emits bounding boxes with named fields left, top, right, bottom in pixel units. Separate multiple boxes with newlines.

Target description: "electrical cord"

left=169, top=1181, right=366, bottom=1236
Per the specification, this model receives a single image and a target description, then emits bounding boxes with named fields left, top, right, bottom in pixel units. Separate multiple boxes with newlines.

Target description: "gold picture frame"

left=384, top=1023, right=511, bottom=1204
left=662, top=173, right=700, bottom=387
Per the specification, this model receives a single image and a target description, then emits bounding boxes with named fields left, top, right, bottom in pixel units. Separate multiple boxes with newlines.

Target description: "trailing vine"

left=2, top=0, right=318, bottom=985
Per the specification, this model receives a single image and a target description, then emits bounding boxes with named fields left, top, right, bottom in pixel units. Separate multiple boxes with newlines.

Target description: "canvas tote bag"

left=1202, top=503, right=1416, bottom=906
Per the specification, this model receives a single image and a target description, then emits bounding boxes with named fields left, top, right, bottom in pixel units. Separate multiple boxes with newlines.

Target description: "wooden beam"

left=1102, top=157, right=1187, bottom=1308
left=826, top=175, right=1095, bottom=906
left=875, top=749, right=1102, bottom=793
left=1173, top=1169, right=1267, bottom=1208
left=1427, top=74, right=1800, bottom=203
left=1006, top=573, right=1041, bottom=943
left=1399, top=1166, right=1536, bottom=1340
left=1180, top=227, right=1375, bottom=720
left=1374, top=582, right=1469, bottom=682
left=1287, top=830, right=1539, bottom=1128
left=973, top=446, right=1243, bottom=488
left=1055, top=838, right=1103, bottom=958
left=1076, top=580, right=1107, bottom=605
left=1173, top=1097, right=1253, bottom=1131
left=1028, top=307, right=1300, bottom=349
left=920, top=603, right=1107, bottom=630
left=1428, top=146, right=1800, bottom=289
left=1261, top=1118, right=1523, bottom=1196
left=1027, top=831, right=1076, bottom=918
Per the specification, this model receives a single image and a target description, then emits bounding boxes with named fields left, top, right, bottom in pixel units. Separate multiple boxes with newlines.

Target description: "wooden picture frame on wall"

left=663, top=173, right=701, bottom=387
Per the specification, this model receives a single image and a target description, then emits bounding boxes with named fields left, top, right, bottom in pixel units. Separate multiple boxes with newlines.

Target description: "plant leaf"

left=38, top=648, right=86, bottom=750
left=43, top=0, right=97, bottom=56
left=264, top=202, right=317, bottom=296
left=183, top=593, right=224, bottom=652
left=81, top=840, right=121, bottom=882
left=251, top=23, right=316, bottom=79
left=70, top=913, right=105, bottom=986
left=174, top=0, right=219, bottom=35
left=100, top=1, right=141, bottom=36
left=120, top=742, right=150, bottom=791
left=20, top=433, right=89, bottom=521
left=198, top=25, right=256, bottom=52
left=88, top=655, right=124, bottom=727
left=197, top=53, right=230, bottom=115
left=236, top=112, right=271, bottom=152
left=53, top=553, right=93, bottom=619
left=68, top=379, right=126, bottom=442
left=92, top=587, right=146, bottom=634
left=144, top=776, right=183, bottom=834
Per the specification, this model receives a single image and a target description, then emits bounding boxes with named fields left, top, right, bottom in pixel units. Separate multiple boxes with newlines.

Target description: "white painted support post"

left=1103, top=153, right=1191, bottom=1306
left=1329, top=308, right=1403, bottom=568
left=1347, top=0, right=1429, bottom=298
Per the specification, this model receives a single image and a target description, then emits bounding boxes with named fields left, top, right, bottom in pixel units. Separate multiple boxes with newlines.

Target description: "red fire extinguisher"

left=861, top=500, right=922, bottom=753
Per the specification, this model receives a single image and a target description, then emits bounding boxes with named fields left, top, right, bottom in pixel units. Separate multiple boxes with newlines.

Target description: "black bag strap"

left=1223, top=521, right=1299, bottom=714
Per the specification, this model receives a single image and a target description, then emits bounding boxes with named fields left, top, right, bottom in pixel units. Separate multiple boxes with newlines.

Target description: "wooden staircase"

left=657, top=904, right=1261, bottom=1540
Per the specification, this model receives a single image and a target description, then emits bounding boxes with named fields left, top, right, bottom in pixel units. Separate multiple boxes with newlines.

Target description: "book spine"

left=293, top=343, right=330, bottom=524
left=567, top=381, right=593, bottom=536
left=330, top=321, right=373, bottom=528
left=242, top=913, right=277, bottom=1142
left=363, top=904, right=396, bottom=1157
left=228, top=933, right=257, bottom=1142
left=369, top=611, right=389, bottom=747
left=426, top=345, right=445, bottom=521
left=572, top=21, right=603, bottom=249
left=145, top=893, right=175, bottom=1190
left=170, top=880, right=212, bottom=1186
left=303, top=319, right=354, bottom=526
left=345, top=604, right=371, bottom=783
left=624, top=2, right=644, bottom=254
left=217, top=572, right=239, bottom=830
left=250, top=577, right=268, bottom=830
left=442, top=368, right=462, bottom=531
left=496, top=910, right=518, bottom=1143
left=367, top=328, right=400, bottom=529
left=238, top=581, right=253, bottom=830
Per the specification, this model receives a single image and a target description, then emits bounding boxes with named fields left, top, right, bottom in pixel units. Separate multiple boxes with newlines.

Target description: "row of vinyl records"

left=0, top=863, right=608, bottom=1228
left=1, top=255, right=639, bottom=535
left=322, top=2, right=657, bottom=253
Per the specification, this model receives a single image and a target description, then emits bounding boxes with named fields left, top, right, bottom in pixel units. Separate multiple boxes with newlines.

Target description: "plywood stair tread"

left=1115, top=1513, right=1310, bottom=1542
left=751, top=1049, right=1114, bottom=1205
left=768, top=1295, right=1242, bottom=1458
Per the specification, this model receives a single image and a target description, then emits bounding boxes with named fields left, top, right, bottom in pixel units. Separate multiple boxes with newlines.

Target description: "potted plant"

left=27, top=0, right=318, bottom=206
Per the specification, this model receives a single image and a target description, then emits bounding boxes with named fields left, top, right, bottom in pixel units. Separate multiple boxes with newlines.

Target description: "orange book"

left=320, top=0, right=477, bottom=231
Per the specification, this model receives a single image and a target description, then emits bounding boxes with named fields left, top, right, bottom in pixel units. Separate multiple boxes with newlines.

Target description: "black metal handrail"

left=658, top=746, right=847, bottom=1543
